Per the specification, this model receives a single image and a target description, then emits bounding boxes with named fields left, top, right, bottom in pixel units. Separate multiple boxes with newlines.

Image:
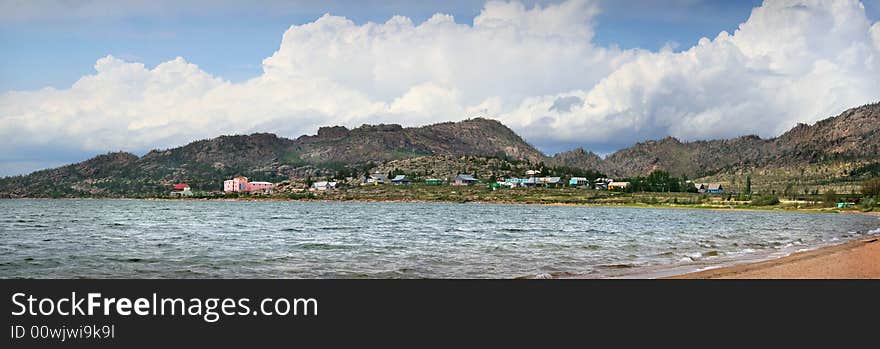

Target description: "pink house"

left=224, top=176, right=249, bottom=192
left=248, top=181, right=274, bottom=193
left=223, top=176, right=275, bottom=193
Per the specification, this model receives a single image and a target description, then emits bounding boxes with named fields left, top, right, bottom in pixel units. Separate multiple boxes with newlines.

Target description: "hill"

left=0, top=118, right=544, bottom=197
left=1, top=102, right=878, bottom=197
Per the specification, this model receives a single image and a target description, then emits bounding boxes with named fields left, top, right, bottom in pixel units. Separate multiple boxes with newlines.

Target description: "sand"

left=671, top=236, right=880, bottom=279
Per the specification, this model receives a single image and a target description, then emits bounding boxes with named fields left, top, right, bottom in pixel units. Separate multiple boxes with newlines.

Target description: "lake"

left=1, top=199, right=878, bottom=278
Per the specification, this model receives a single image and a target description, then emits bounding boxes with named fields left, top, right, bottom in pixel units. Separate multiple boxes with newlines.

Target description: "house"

left=363, top=173, right=388, bottom=185
left=390, top=175, right=410, bottom=185
left=706, top=183, right=724, bottom=194
left=452, top=174, right=478, bottom=186
left=538, top=177, right=563, bottom=188
left=497, top=181, right=517, bottom=189
left=169, top=183, right=193, bottom=197
left=594, top=178, right=613, bottom=190
left=526, top=170, right=541, bottom=177
left=223, top=176, right=275, bottom=193
left=694, top=183, right=724, bottom=194
left=224, top=176, right=250, bottom=192
left=505, top=177, right=535, bottom=188
left=607, top=181, right=630, bottom=191
left=311, top=181, right=338, bottom=191
left=248, top=181, right=275, bottom=194
left=569, top=177, right=589, bottom=187
left=425, top=178, right=444, bottom=185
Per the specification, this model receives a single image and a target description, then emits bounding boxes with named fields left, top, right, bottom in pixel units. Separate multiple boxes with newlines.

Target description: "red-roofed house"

left=170, top=183, right=192, bottom=197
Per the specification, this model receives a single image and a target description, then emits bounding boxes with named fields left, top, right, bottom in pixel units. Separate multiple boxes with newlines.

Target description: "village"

left=167, top=170, right=725, bottom=197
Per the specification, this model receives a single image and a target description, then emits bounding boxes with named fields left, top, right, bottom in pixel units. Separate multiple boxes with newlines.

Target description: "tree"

left=745, top=176, right=751, bottom=196
left=862, top=178, right=880, bottom=197
left=823, top=189, right=838, bottom=207
left=783, top=183, right=794, bottom=199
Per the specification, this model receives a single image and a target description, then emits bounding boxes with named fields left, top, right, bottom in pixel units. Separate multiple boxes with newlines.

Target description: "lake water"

left=1, top=199, right=878, bottom=278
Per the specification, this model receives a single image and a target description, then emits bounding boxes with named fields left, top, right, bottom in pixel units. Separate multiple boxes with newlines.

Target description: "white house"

left=311, top=181, right=338, bottom=191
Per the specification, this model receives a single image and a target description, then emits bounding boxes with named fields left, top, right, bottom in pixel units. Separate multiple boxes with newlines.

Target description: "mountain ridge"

left=1, top=102, right=879, bottom=197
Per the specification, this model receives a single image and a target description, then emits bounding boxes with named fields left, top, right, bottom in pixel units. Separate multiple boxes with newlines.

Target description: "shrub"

left=751, top=195, right=780, bottom=206
left=861, top=197, right=877, bottom=211
left=862, top=178, right=880, bottom=197
left=822, top=189, right=837, bottom=207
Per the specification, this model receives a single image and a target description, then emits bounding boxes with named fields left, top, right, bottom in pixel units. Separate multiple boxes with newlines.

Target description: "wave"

left=681, top=250, right=722, bottom=261
left=598, top=263, right=639, bottom=269
left=518, top=271, right=581, bottom=279
left=297, top=243, right=351, bottom=250
left=106, top=257, right=147, bottom=263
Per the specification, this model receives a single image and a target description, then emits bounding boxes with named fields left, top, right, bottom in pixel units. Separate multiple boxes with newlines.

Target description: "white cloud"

left=503, top=0, right=880, bottom=147
left=1, top=0, right=879, bottom=175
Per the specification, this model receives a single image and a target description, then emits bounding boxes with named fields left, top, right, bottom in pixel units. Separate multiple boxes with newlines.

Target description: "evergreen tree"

left=745, top=176, right=752, bottom=196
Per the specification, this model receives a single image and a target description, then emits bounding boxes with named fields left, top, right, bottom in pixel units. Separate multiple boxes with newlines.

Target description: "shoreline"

left=667, top=235, right=880, bottom=279
left=4, top=195, right=873, bottom=215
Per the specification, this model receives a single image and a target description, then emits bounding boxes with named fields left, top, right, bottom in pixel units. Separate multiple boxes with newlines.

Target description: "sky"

left=1, top=0, right=879, bottom=176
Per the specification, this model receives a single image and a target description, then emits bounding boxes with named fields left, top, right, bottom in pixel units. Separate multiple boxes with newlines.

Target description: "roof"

left=454, top=174, right=477, bottom=181
left=250, top=181, right=273, bottom=185
left=391, top=175, right=409, bottom=181
left=609, top=181, right=630, bottom=186
left=707, top=183, right=723, bottom=190
left=570, top=177, right=587, bottom=181
left=545, top=177, right=562, bottom=183
left=173, top=183, right=189, bottom=190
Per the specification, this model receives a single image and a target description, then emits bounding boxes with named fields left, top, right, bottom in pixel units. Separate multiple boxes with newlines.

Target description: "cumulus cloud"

left=1, top=0, right=879, bottom=175
left=507, top=0, right=880, bottom=149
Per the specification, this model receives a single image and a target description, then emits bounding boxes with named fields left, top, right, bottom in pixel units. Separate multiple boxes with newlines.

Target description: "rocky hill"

left=598, top=102, right=880, bottom=179
left=549, top=148, right=607, bottom=173
left=1, top=102, right=877, bottom=197
left=291, top=117, right=545, bottom=165
left=0, top=118, right=545, bottom=197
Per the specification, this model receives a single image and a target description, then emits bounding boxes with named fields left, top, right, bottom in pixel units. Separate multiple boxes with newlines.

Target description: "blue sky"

left=0, top=0, right=781, bottom=92
left=1, top=0, right=880, bottom=177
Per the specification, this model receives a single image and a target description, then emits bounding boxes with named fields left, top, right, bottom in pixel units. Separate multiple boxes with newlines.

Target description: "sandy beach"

left=671, top=236, right=880, bottom=279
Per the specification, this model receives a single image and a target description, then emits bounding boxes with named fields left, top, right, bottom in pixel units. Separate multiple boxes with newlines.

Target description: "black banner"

left=2, top=280, right=878, bottom=347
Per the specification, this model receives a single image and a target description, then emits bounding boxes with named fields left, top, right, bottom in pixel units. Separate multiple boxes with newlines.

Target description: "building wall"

left=224, top=177, right=259, bottom=192
left=247, top=182, right=274, bottom=192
